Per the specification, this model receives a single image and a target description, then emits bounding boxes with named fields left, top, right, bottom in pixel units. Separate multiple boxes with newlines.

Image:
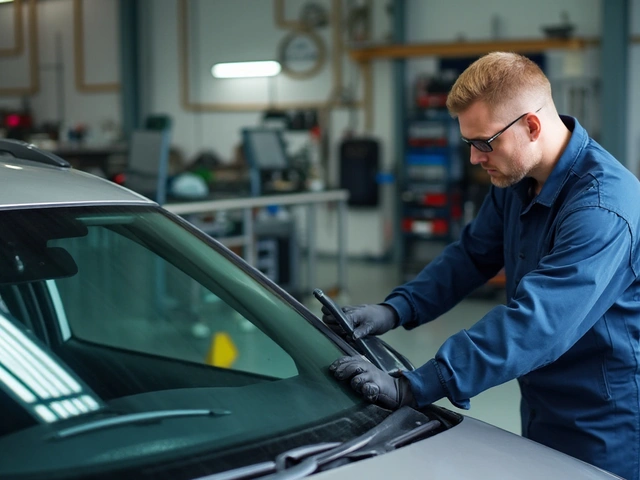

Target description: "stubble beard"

left=489, top=144, right=536, bottom=188
left=489, top=165, right=528, bottom=188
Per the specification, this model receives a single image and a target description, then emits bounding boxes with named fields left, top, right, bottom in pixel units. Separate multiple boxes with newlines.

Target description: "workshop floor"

left=305, top=258, right=522, bottom=436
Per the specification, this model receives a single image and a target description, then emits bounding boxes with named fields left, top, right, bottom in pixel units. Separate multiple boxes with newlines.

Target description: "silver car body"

left=0, top=145, right=621, bottom=479
left=311, top=416, right=619, bottom=480
left=0, top=158, right=152, bottom=207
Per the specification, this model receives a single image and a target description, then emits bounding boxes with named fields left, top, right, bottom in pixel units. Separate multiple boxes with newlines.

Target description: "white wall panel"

left=0, top=1, right=34, bottom=90
left=0, top=0, right=121, bottom=141
left=1, top=0, right=639, bottom=257
left=82, top=0, right=119, bottom=85
left=186, top=0, right=335, bottom=106
left=0, top=1, right=19, bottom=51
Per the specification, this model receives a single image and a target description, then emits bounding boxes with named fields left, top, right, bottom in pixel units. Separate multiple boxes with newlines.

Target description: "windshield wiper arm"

left=262, top=433, right=376, bottom=480
left=201, top=438, right=373, bottom=480
left=202, top=408, right=442, bottom=480
left=53, top=408, right=231, bottom=439
left=200, top=443, right=343, bottom=480
left=274, top=442, right=342, bottom=470
left=267, top=407, right=441, bottom=480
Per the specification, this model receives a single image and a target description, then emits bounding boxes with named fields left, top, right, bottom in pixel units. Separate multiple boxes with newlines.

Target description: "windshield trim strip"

left=0, top=200, right=155, bottom=211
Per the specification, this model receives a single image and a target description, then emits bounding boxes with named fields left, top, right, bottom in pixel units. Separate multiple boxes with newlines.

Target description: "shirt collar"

left=512, top=115, right=587, bottom=208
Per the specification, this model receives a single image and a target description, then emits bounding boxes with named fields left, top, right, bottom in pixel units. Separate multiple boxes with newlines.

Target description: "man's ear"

left=527, top=113, right=542, bottom=141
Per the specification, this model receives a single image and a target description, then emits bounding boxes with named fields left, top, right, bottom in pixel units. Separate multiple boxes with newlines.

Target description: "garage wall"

left=138, top=0, right=615, bottom=258
left=0, top=0, right=638, bottom=257
left=404, top=0, right=602, bottom=100
left=140, top=0, right=396, bottom=258
left=406, top=0, right=640, bottom=174
left=0, top=0, right=121, bottom=141
left=406, top=0, right=601, bottom=40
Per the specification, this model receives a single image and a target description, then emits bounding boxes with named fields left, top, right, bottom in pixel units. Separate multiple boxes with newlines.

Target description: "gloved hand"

left=322, top=304, right=398, bottom=340
left=330, top=356, right=416, bottom=410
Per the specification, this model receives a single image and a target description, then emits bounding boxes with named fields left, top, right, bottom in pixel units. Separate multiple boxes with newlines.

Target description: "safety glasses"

left=461, top=108, right=541, bottom=153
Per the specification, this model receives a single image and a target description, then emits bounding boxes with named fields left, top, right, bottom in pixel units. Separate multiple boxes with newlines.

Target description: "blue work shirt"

left=384, top=116, right=640, bottom=479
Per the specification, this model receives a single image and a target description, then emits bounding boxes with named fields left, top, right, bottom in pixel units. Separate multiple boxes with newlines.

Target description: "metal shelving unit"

left=399, top=109, right=464, bottom=281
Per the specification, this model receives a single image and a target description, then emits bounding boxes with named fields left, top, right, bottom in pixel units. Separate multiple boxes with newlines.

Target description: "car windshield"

left=0, top=205, right=384, bottom=479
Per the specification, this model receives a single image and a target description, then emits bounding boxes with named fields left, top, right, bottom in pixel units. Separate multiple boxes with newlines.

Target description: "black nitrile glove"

left=329, top=356, right=416, bottom=410
left=322, top=304, right=398, bottom=340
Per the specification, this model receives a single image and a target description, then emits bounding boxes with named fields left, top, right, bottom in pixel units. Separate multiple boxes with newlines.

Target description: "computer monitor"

left=242, top=128, right=291, bottom=195
left=124, top=130, right=170, bottom=204
left=242, top=128, right=289, bottom=170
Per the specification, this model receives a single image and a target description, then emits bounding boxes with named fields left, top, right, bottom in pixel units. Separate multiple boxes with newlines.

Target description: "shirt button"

left=519, top=252, right=525, bottom=259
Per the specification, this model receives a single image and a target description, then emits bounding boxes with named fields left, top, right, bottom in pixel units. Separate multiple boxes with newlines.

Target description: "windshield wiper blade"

left=53, top=408, right=231, bottom=439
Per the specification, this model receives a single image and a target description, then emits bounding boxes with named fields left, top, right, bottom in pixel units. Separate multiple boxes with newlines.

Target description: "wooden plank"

left=349, top=37, right=600, bottom=62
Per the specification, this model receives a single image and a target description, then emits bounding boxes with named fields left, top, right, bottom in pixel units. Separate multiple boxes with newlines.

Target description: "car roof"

left=0, top=155, right=155, bottom=210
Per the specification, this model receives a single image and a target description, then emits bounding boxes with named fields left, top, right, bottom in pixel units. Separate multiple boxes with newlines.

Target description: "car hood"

left=311, top=415, right=620, bottom=480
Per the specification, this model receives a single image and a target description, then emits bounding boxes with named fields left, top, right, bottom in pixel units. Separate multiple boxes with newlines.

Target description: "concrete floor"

left=305, top=258, right=522, bottom=436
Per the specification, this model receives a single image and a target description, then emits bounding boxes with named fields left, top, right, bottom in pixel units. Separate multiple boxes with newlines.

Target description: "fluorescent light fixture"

left=0, top=0, right=14, bottom=3
left=212, top=60, right=281, bottom=79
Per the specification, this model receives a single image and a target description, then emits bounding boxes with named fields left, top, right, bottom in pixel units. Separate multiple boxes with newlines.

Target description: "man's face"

left=458, top=102, right=539, bottom=188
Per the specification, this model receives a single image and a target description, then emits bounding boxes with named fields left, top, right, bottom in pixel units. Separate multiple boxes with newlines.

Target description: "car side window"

left=51, top=226, right=298, bottom=379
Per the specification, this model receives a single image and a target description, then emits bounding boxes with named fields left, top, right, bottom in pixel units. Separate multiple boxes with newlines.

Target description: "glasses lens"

left=470, top=140, right=492, bottom=153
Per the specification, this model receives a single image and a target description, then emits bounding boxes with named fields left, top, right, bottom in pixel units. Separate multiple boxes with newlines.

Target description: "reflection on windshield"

left=0, top=311, right=103, bottom=424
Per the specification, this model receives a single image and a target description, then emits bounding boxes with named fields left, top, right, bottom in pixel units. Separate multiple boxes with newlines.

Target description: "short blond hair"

left=446, top=52, right=552, bottom=118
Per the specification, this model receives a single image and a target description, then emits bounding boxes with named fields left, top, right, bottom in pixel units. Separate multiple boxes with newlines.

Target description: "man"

left=326, top=52, right=640, bottom=479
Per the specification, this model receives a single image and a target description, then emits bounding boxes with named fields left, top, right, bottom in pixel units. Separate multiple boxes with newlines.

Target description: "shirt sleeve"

left=384, top=186, right=506, bottom=329
left=405, top=206, right=637, bottom=409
